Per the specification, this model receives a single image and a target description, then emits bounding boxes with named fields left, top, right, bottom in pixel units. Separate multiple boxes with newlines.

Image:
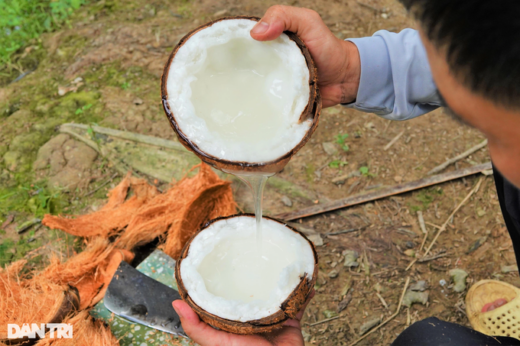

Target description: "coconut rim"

left=175, top=214, right=318, bottom=331
left=161, top=16, right=321, bottom=173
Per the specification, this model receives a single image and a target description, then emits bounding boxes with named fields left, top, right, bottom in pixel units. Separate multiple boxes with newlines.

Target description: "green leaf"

left=329, top=160, right=348, bottom=168
left=335, top=133, right=349, bottom=144
left=341, top=144, right=350, bottom=152
left=359, top=166, right=369, bottom=175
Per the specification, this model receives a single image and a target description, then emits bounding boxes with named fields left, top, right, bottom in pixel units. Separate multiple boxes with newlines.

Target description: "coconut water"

left=190, top=38, right=292, bottom=149
left=235, top=174, right=270, bottom=250
left=196, top=224, right=297, bottom=303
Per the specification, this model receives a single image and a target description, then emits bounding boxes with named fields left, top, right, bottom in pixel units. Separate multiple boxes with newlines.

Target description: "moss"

left=408, top=187, right=443, bottom=213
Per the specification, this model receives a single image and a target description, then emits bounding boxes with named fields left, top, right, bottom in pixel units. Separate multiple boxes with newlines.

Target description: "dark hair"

left=399, top=0, right=520, bottom=109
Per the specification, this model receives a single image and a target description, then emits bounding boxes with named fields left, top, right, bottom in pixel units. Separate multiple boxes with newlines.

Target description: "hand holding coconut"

left=251, top=5, right=361, bottom=107
left=172, top=290, right=314, bottom=346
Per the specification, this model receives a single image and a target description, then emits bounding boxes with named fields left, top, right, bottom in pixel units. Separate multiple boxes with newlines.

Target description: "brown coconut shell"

left=161, top=16, right=321, bottom=174
left=175, top=214, right=318, bottom=334
left=1, top=286, right=80, bottom=345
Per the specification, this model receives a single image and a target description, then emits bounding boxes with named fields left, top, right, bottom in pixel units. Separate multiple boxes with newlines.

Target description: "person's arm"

left=342, top=29, right=442, bottom=120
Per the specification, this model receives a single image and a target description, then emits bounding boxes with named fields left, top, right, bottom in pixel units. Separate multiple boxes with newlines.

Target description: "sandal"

left=466, top=279, right=520, bottom=340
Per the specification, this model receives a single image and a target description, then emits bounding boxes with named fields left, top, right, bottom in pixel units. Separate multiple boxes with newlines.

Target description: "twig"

left=17, top=218, right=41, bottom=234
left=406, top=178, right=483, bottom=270
left=423, top=178, right=482, bottom=256
left=308, top=315, right=345, bottom=326
left=418, top=252, right=448, bottom=263
left=425, top=221, right=442, bottom=230
left=428, top=140, right=488, bottom=175
left=276, top=162, right=491, bottom=221
left=417, top=211, right=428, bottom=252
left=326, top=226, right=368, bottom=236
left=61, top=123, right=188, bottom=152
left=84, top=173, right=119, bottom=197
left=376, top=292, right=389, bottom=309
left=417, top=211, right=427, bottom=234
left=348, top=277, right=410, bottom=346
left=384, top=130, right=405, bottom=151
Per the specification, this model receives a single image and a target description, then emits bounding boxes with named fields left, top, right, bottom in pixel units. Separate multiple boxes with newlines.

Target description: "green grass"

left=0, top=0, right=85, bottom=66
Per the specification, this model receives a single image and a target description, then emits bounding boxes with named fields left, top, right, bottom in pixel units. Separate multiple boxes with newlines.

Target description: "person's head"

left=399, top=0, right=520, bottom=187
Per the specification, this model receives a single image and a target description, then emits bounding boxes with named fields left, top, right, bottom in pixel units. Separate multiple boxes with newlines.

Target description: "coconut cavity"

left=180, top=216, right=315, bottom=321
left=165, top=19, right=311, bottom=163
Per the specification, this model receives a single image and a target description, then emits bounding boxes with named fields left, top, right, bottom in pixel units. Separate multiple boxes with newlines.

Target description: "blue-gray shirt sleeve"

left=342, top=29, right=442, bottom=120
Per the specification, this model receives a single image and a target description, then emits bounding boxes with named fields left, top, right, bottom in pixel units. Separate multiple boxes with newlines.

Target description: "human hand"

left=172, top=290, right=315, bottom=346
left=250, top=5, right=360, bottom=108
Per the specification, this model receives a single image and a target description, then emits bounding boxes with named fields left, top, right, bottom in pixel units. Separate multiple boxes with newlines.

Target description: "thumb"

left=250, top=5, right=325, bottom=42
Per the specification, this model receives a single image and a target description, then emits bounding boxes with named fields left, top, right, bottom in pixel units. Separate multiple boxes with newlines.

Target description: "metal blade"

left=104, top=261, right=186, bottom=337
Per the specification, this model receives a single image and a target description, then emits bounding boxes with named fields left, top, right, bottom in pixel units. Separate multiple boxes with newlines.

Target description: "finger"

left=172, top=300, right=267, bottom=346
left=251, top=5, right=326, bottom=42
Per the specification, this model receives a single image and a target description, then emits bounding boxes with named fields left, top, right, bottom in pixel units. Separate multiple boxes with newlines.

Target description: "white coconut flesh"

left=180, top=216, right=315, bottom=322
left=166, top=19, right=311, bottom=163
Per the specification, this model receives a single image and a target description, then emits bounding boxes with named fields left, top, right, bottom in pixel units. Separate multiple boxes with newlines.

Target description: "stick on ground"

left=384, top=130, right=405, bottom=151
left=406, top=178, right=483, bottom=270
left=427, top=140, right=488, bottom=175
left=276, top=162, right=491, bottom=221
left=348, top=277, right=410, bottom=346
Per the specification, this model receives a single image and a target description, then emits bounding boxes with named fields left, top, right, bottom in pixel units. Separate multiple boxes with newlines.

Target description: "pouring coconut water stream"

left=161, top=17, right=321, bottom=333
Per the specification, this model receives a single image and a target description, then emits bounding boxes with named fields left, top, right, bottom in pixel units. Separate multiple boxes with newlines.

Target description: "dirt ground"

left=0, top=0, right=515, bottom=345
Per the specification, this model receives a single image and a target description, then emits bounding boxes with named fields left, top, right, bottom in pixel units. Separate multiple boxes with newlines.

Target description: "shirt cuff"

left=341, top=36, right=394, bottom=116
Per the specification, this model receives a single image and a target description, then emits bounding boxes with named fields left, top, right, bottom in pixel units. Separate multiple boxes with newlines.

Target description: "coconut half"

left=175, top=214, right=318, bottom=334
left=161, top=16, right=321, bottom=174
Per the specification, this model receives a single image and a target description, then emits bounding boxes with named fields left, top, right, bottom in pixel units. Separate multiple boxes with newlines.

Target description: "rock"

left=35, top=135, right=98, bottom=190
left=330, top=261, right=338, bottom=268
left=404, top=249, right=415, bottom=257
left=467, top=236, right=487, bottom=254
left=328, top=270, right=338, bottom=278
left=403, top=290, right=429, bottom=308
left=449, top=269, right=468, bottom=292
left=405, top=241, right=415, bottom=249
left=307, top=234, right=323, bottom=247
left=33, top=134, right=70, bottom=170
left=213, top=9, right=228, bottom=17
left=410, top=280, right=428, bottom=292
left=322, top=142, right=338, bottom=156
left=343, top=250, right=359, bottom=267
left=62, top=139, right=98, bottom=170
left=281, top=195, right=292, bottom=207
left=322, top=310, right=338, bottom=319
left=133, top=97, right=143, bottom=105
left=359, top=318, right=381, bottom=335
left=501, top=265, right=518, bottom=273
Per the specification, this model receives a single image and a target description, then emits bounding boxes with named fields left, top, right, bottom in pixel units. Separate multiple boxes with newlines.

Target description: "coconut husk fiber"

left=42, top=163, right=236, bottom=259
left=0, top=260, right=79, bottom=341
left=42, top=174, right=159, bottom=238
left=118, top=163, right=236, bottom=258
left=35, top=238, right=134, bottom=310
left=34, top=310, right=119, bottom=346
